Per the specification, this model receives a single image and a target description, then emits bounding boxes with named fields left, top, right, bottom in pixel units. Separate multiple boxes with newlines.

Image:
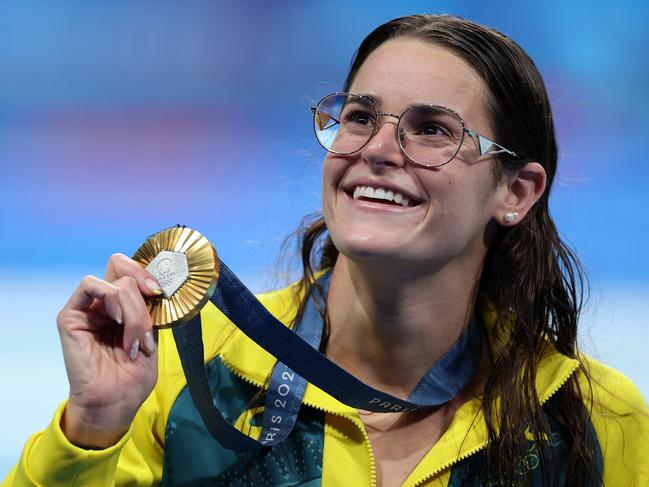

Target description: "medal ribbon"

left=257, top=272, right=330, bottom=446
left=172, top=262, right=481, bottom=452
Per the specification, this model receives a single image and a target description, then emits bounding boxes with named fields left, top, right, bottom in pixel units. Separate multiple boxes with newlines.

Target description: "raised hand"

left=57, top=253, right=162, bottom=449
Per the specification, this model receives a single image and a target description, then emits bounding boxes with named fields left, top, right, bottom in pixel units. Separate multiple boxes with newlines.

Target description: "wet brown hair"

left=292, top=14, right=599, bottom=486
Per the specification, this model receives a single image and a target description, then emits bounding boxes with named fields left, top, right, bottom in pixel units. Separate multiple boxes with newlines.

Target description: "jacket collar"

left=215, top=283, right=579, bottom=419
left=214, top=282, right=581, bottom=482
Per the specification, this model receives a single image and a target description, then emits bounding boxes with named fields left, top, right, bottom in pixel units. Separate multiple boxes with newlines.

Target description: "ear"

left=495, top=162, right=547, bottom=227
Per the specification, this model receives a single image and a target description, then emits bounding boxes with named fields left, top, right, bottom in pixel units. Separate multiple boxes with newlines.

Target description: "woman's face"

left=322, top=37, right=511, bottom=273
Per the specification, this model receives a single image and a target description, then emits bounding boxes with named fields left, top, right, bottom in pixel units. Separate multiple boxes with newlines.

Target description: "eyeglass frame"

left=311, top=92, right=520, bottom=168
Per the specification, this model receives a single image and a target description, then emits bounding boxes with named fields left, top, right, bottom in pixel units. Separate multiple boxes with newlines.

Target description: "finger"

left=140, top=327, right=157, bottom=358
left=105, top=253, right=162, bottom=297
left=114, top=276, right=153, bottom=360
left=119, top=288, right=156, bottom=357
left=64, top=275, right=123, bottom=325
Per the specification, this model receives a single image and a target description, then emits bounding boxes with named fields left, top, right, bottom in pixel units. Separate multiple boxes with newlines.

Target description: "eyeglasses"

left=311, top=92, right=519, bottom=168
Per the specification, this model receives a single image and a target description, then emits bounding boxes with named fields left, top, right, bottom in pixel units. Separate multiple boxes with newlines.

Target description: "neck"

left=324, top=255, right=482, bottom=398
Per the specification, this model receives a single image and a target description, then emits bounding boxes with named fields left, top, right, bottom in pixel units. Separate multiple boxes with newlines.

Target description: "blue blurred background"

left=1, top=0, right=648, bottom=474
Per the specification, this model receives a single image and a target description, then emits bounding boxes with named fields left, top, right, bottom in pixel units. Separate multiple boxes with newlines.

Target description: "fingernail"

left=145, top=278, right=162, bottom=295
left=129, top=339, right=140, bottom=360
left=114, top=307, right=123, bottom=325
left=143, top=330, right=155, bottom=354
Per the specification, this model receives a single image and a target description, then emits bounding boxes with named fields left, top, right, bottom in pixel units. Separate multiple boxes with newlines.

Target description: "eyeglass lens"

left=314, top=93, right=465, bottom=167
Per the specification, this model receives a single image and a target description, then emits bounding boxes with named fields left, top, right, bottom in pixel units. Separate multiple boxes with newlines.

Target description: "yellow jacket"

left=4, top=283, right=649, bottom=486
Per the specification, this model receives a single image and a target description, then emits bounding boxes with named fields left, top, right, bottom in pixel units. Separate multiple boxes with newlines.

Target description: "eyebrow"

left=352, top=92, right=383, bottom=107
left=351, top=92, right=458, bottom=115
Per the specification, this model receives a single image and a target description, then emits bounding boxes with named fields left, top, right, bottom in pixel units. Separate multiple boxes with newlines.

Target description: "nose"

left=360, top=115, right=406, bottom=169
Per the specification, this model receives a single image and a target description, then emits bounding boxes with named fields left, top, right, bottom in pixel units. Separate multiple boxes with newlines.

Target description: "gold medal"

left=132, top=226, right=220, bottom=327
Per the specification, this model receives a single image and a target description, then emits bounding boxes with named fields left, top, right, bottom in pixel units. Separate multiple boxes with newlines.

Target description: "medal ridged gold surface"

left=132, top=227, right=220, bottom=328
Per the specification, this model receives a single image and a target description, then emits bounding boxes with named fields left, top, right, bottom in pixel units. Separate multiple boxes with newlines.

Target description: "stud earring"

left=504, top=211, right=518, bottom=223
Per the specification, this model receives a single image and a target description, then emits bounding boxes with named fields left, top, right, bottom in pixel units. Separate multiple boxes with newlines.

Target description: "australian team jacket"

left=4, top=283, right=649, bottom=486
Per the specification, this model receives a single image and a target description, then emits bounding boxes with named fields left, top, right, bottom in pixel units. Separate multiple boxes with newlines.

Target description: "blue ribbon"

left=258, top=273, right=330, bottom=446
left=172, top=261, right=481, bottom=452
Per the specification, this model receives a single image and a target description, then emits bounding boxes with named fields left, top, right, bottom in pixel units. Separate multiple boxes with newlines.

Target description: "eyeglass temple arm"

left=465, top=129, right=518, bottom=158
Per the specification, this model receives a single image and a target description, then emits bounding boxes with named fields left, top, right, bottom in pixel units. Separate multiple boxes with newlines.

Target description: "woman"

left=5, top=14, right=648, bottom=486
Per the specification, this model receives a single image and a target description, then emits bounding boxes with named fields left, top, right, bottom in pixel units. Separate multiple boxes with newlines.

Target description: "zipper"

left=357, top=417, right=378, bottom=487
left=220, top=355, right=378, bottom=486
left=409, top=359, right=580, bottom=486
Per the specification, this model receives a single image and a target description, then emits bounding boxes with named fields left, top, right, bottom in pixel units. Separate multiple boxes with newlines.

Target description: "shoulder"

left=199, top=279, right=302, bottom=355
left=577, top=354, right=648, bottom=415
left=575, top=354, right=649, bottom=483
left=195, top=278, right=304, bottom=383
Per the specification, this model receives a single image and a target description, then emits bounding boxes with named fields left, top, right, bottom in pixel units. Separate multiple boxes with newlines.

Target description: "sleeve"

left=2, top=390, right=164, bottom=487
left=0, top=324, right=186, bottom=487
left=579, top=358, right=649, bottom=486
left=1, top=299, right=254, bottom=487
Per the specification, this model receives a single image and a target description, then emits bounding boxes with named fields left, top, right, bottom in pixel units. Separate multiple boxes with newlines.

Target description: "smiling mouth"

left=351, top=185, right=417, bottom=207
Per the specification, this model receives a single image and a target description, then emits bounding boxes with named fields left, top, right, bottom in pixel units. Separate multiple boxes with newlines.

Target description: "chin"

left=332, top=234, right=409, bottom=263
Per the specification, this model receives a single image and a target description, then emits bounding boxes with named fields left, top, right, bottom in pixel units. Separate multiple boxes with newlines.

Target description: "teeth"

left=351, top=185, right=412, bottom=207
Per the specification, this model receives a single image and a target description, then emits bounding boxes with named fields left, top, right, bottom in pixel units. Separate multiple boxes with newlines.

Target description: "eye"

left=343, top=109, right=376, bottom=127
left=415, top=123, right=452, bottom=138
left=401, top=105, right=463, bottom=143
